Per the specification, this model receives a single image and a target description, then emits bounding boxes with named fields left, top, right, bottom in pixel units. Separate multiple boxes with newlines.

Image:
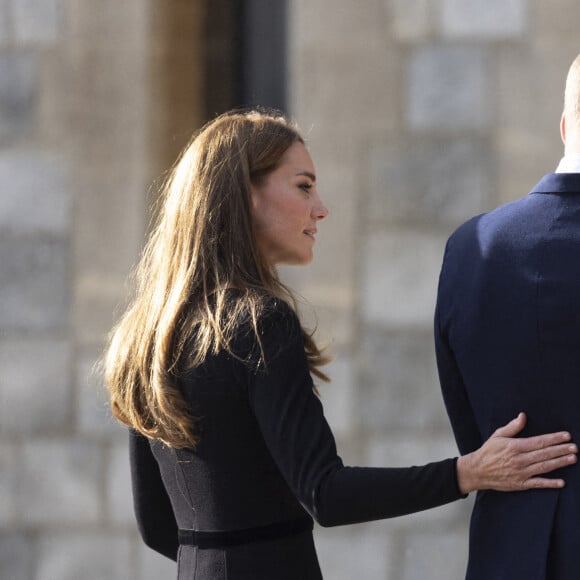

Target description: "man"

left=435, top=54, right=580, bottom=580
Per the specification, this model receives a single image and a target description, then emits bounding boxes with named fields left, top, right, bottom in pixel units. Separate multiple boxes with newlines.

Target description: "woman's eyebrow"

left=296, top=171, right=316, bottom=182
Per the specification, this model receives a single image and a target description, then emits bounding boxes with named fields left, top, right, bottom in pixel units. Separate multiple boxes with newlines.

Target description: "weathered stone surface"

left=440, top=0, right=527, bottom=39
left=358, top=330, right=450, bottom=432
left=388, top=0, right=432, bottom=41
left=292, top=45, right=399, bottom=141
left=17, top=439, right=102, bottom=525
left=13, top=0, right=62, bottom=45
left=0, top=52, right=37, bottom=139
left=0, top=444, right=16, bottom=525
left=362, top=230, right=448, bottom=327
left=136, top=540, right=178, bottom=580
left=0, top=237, right=69, bottom=331
left=0, top=532, right=34, bottom=580
left=291, top=0, right=387, bottom=53
left=402, top=529, right=469, bottom=580
left=76, top=350, right=123, bottom=437
left=318, top=354, right=356, bottom=437
left=108, top=440, right=135, bottom=526
left=37, top=531, right=132, bottom=580
left=0, top=338, right=71, bottom=434
left=315, top=522, right=395, bottom=579
left=534, top=0, right=580, bottom=41
left=1, top=1, right=579, bottom=580
left=0, top=150, right=71, bottom=235
left=0, top=0, right=9, bottom=43
left=407, top=45, right=490, bottom=130
left=368, top=137, right=492, bottom=226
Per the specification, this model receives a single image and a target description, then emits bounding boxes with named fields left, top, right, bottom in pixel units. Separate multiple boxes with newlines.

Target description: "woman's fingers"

left=492, top=412, right=527, bottom=438
left=509, top=431, right=573, bottom=454
left=516, top=442, right=578, bottom=470
left=520, top=477, right=566, bottom=490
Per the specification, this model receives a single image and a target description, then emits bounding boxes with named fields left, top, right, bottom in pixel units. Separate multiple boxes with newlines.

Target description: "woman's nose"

left=313, top=198, right=329, bottom=220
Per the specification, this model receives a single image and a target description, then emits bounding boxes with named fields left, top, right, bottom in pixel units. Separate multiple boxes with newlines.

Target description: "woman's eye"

left=299, top=183, right=312, bottom=195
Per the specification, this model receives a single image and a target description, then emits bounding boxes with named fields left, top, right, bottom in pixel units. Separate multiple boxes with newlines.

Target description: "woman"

left=104, top=110, right=577, bottom=580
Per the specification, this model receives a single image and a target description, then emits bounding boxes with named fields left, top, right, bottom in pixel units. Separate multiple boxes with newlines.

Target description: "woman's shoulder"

left=229, top=295, right=303, bottom=363
left=260, top=297, right=299, bottom=327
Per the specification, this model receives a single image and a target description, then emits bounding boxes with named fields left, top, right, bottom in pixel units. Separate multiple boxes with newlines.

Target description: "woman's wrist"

left=456, top=453, right=477, bottom=495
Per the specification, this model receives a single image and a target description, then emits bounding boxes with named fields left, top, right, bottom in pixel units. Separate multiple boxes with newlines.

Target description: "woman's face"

left=251, top=142, right=328, bottom=268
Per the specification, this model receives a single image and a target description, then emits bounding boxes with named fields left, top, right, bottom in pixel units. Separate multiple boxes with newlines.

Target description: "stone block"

left=402, top=529, right=469, bottom=580
left=0, top=338, right=71, bottom=434
left=37, top=531, right=132, bottom=580
left=315, top=522, right=395, bottom=579
left=17, top=439, right=102, bottom=525
left=13, top=0, right=62, bottom=45
left=407, top=45, right=491, bottom=131
left=136, top=540, right=177, bottom=580
left=76, top=350, right=124, bottom=437
left=0, top=52, right=37, bottom=139
left=290, top=0, right=387, bottom=53
left=0, top=532, right=34, bottom=580
left=0, top=0, right=9, bottom=42
left=440, top=0, right=527, bottom=39
left=0, top=237, right=69, bottom=331
left=362, top=230, right=447, bottom=327
left=292, top=45, right=399, bottom=142
left=368, top=137, right=492, bottom=226
left=358, top=330, right=450, bottom=432
left=318, top=355, right=356, bottom=437
left=0, top=444, right=16, bottom=525
left=108, top=440, right=135, bottom=526
left=0, top=150, right=71, bottom=235
left=388, top=0, right=432, bottom=41
left=534, top=0, right=580, bottom=41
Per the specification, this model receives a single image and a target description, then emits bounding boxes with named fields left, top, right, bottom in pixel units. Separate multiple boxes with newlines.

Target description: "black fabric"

left=130, top=299, right=463, bottom=578
left=178, top=516, right=313, bottom=549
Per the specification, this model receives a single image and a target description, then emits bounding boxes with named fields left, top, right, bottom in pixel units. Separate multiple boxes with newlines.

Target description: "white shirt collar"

left=556, top=155, right=580, bottom=173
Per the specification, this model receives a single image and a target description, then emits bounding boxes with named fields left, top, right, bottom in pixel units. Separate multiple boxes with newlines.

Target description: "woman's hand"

left=456, top=412, right=578, bottom=494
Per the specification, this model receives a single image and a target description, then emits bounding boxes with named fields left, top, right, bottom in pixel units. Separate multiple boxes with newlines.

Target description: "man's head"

left=561, top=54, right=580, bottom=154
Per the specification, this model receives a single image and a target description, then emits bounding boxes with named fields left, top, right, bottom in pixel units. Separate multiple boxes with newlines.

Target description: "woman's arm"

left=129, top=430, right=179, bottom=561
left=248, top=304, right=578, bottom=527
left=456, top=412, right=577, bottom=494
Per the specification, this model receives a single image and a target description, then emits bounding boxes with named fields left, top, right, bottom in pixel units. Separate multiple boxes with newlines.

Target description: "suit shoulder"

left=447, top=194, right=540, bottom=245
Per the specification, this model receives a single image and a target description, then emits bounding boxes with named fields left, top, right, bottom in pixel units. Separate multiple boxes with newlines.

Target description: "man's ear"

left=561, top=111, right=567, bottom=145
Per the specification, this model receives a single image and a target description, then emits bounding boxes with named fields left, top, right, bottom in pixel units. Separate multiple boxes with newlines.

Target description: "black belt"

left=178, top=517, right=313, bottom=549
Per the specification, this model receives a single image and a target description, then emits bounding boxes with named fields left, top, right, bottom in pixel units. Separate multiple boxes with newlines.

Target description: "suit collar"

left=531, top=172, right=580, bottom=194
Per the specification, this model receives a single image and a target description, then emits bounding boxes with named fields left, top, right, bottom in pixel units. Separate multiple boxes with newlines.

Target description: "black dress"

left=129, top=300, right=463, bottom=579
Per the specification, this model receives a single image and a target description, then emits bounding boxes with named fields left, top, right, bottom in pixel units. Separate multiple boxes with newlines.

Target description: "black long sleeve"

left=247, top=303, right=463, bottom=526
left=129, top=430, right=179, bottom=560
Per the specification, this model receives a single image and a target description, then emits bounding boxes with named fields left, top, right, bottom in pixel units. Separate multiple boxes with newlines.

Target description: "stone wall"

left=287, top=0, right=579, bottom=578
left=0, top=1, right=200, bottom=578
left=1, top=0, right=579, bottom=579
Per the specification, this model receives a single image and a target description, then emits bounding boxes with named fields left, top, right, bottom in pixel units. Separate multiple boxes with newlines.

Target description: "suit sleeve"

left=435, top=240, right=484, bottom=455
left=247, top=304, right=464, bottom=527
left=129, top=429, right=179, bottom=560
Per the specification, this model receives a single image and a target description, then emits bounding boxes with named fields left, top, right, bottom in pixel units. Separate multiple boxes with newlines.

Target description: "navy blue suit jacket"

left=435, top=173, right=580, bottom=580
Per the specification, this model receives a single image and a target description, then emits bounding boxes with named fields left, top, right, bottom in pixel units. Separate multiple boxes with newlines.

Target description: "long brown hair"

left=104, top=110, right=329, bottom=449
